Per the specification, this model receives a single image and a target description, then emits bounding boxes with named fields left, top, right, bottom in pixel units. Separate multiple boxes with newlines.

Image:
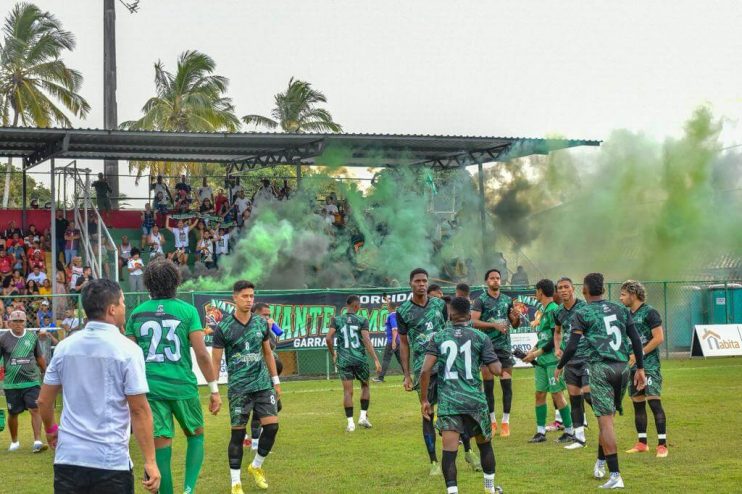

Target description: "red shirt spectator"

left=214, top=190, right=228, bottom=216
left=0, top=250, right=13, bottom=276
left=29, top=251, right=46, bottom=272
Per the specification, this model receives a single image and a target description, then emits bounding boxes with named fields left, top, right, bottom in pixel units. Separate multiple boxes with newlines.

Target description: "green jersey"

left=471, top=291, right=514, bottom=351
left=0, top=330, right=42, bottom=390
left=426, top=323, right=498, bottom=415
left=631, top=304, right=662, bottom=369
left=397, top=296, right=448, bottom=381
left=331, top=313, right=370, bottom=368
left=571, top=300, right=634, bottom=364
left=125, top=298, right=203, bottom=400
left=535, top=301, right=559, bottom=366
left=212, top=313, right=271, bottom=395
left=555, top=299, right=588, bottom=361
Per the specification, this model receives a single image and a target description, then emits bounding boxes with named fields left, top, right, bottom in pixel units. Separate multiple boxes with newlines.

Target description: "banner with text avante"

left=194, top=288, right=543, bottom=367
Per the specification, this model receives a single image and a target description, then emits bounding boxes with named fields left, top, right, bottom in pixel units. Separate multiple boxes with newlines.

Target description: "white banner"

left=191, top=347, right=229, bottom=385
left=510, top=332, right=539, bottom=368
left=691, top=324, right=742, bottom=358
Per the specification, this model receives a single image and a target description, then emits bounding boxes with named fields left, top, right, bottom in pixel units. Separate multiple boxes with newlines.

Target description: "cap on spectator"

left=9, top=310, right=26, bottom=321
left=41, top=300, right=50, bottom=306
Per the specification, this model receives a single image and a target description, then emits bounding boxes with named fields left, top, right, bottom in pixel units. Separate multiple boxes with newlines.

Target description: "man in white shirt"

left=234, top=191, right=251, bottom=216
left=197, top=177, right=213, bottom=204
left=61, top=308, right=81, bottom=336
left=37, top=279, right=161, bottom=494
left=26, top=266, right=47, bottom=284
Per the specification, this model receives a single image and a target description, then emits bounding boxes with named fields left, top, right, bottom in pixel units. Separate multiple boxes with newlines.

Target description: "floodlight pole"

left=21, top=168, right=27, bottom=229
left=296, top=164, right=302, bottom=190
left=104, top=0, right=120, bottom=208
left=478, top=161, right=487, bottom=266
left=50, top=158, right=57, bottom=297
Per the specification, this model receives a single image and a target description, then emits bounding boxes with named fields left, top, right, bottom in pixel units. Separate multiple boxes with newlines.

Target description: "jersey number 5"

left=602, top=315, right=622, bottom=351
left=441, top=340, right=473, bottom=380
left=140, top=319, right=182, bottom=363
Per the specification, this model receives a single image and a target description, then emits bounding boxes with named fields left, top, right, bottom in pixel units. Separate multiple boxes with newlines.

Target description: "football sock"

left=155, top=445, right=173, bottom=494
left=501, top=413, right=510, bottom=424
left=648, top=399, right=667, bottom=446
left=500, top=379, right=512, bottom=414
left=256, top=423, right=278, bottom=459
left=250, top=414, right=261, bottom=441
left=442, top=450, right=458, bottom=490
left=583, top=391, right=593, bottom=408
left=359, top=410, right=368, bottom=421
left=598, top=444, right=606, bottom=461
left=345, top=406, right=353, bottom=418
left=633, top=401, right=648, bottom=444
left=423, top=416, right=438, bottom=462
left=605, top=453, right=619, bottom=474
left=483, top=473, right=496, bottom=493
left=461, top=433, right=472, bottom=452
left=230, top=468, right=241, bottom=486
left=228, top=429, right=245, bottom=471
left=569, top=395, right=584, bottom=433
left=360, top=398, right=369, bottom=411
left=476, top=441, right=496, bottom=474
left=574, top=426, right=586, bottom=442
left=447, top=487, right=459, bottom=494
left=184, top=434, right=204, bottom=493
left=252, top=453, right=266, bottom=469
left=483, top=379, right=495, bottom=414
left=559, top=404, right=573, bottom=433
left=536, top=404, right=547, bottom=434
left=554, top=408, right=562, bottom=423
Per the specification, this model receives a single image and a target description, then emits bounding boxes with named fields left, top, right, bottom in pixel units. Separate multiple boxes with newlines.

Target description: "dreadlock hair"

left=143, top=257, right=181, bottom=299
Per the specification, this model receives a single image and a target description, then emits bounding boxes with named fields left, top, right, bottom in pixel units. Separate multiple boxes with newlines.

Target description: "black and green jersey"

left=0, top=330, right=42, bottom=390
left=125, top=298, right=203, bottom=400
left=397, top=296, right=448, bottom=380
left=212, top=313, right=271, bottom=395
left=555, top=299, right=588, bottom=361
left=426, top=323, right=498, bottom=415
left=535, top=301, right=559, bottom=366
left=471, top=291, right=514, bottom=351
left=331, top=312, right=370, bottom=368
left=572, top=300, right=634, bottom=364
left=631, top=304, right=662, bottom=369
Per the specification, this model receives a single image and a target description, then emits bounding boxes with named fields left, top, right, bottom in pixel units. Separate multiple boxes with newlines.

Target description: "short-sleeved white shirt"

left=44, top=321, right=149, bottom=471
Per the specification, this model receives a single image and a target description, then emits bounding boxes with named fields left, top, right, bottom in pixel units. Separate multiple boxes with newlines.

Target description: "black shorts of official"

left=54, top=464, right=134, bottom=494
left=5, top=385, right=40, bottom=415
left=564, top=360, right=590, bottom=388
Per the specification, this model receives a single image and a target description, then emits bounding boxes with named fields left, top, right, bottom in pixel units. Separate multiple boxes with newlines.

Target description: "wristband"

left=46, top=424, right=58, bottom=434
left=272, top=375, right=280, bottom=385
left=208, top=381, right=219, bottom=393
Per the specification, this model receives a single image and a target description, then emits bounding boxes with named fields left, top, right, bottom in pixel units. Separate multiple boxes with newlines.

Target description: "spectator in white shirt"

left=127, top=248, right=145, bottom=293
left=148, top=225, right=165, bottom=258
left=37, top=279, right=161, bottom=493
left=165, top=215, right=197, bottom=254
left=196, top=177, right=213, bottom=205
left=234, top=190, right=251, bottom=216
left=26, top=266, right=47, bottom=284
left=324, top=196, right=339, bottom=216
left=61, top=308, right=81, bottom=336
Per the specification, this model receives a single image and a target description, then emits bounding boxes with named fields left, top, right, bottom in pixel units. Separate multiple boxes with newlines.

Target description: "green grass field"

left=2, top=358, right=741, bottom=493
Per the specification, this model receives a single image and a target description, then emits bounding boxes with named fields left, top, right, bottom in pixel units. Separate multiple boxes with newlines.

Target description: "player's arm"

left=397, top=312, right=414, bottom=390
left=262, top=338, right=282, bottom=398
left=554, top=323, right=563, bottom=358
left=556, top=329, right=582, bottom=379
left=189, top=329, right=221, bottom=413
left=482, top=337, right=502, bottom=376
left=360, top=325, right=381, bottom=373
left=626, top=314, right=647, bottom=391
left=471, top=308, right=499, bottom=331
left=419, top=353, right=437, bottom=420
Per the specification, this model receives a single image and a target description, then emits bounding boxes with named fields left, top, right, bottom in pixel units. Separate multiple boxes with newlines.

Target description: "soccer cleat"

left=593, top=460, right=606, bottom=479
left=429, top=461, right=442, bottom=476
left=625, top=442, right=649, bottom=454
left=8, top=442, right=20, bottom=452
left=656, top=445, right=668, bottom=458
left=465, top=450, right=482, bottom=472
left=599, top=474, right=625, bottom=489
left=499, top=423, right=510, bottom=437
left=565, top=439, right=586, bottom=449
left=346, top=422, right=356, bottom=432
left=528, top=432, right=547, bottom=443
left=485, top=487, right=504, bottom=494
left=231, top=483, right=245, bottom=494
left=32, top=441, right=48, bottom=453
left=545, top=420, right=564, bottom=432
left=372, top=377, right=384, bottom=383
left=358, top=417, right=373, bottom=429
left=491, top=421, right=498, bottom=436
left=247, top=464, right=268, bottom=490
left=556, top=432, right=574, bottom=444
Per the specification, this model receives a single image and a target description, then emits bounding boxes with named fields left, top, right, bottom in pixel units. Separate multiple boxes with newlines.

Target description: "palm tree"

left=243, top=77, right=342, bottom=133
left=120, top=50, right=240, bottom=181
left=0, top=2, right=90, bottom=207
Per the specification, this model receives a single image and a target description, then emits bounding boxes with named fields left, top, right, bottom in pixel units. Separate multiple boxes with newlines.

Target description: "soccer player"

left=619, top=280, right=668, bottom=458
left=211, top=281, right=282, bottom=493
left=428, top=284, right=444, bottom=299
left=326, top=295, right=382, bottom=431
left=0, top=310, right=47, bottom=453
left=455, top=283, right=470, bottom=299
left=420, top=297, right=504, bottom=494
left=125, top=258, right=221, bottom=494
left=555, top=273, right=646, bottom=489
left=471, top=268, right=521, bottom=437
left=522, top=279, right=573, bottom=444
left=398, top=267, right=448, bottom=475
left=554, top=276, right=591, bottom=449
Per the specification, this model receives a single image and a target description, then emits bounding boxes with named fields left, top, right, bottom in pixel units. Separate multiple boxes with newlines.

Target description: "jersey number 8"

left=139, top=319, right=182, bottom=363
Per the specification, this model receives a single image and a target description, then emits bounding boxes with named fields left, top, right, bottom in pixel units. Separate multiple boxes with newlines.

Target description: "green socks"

left=185, top=434, right=205, bottom=493
left=155, top=445, right=173, bottom=494
left=559, top=405, right=573, bottom=430
left=536, top=404, right=547, bottom=428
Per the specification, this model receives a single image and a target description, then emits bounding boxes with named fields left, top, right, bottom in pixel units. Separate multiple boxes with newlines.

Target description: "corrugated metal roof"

left=0, top=127, right=600, bottom=169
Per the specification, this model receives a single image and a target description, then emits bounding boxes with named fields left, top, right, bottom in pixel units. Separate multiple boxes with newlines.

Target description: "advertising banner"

left=690, top=324, right=742, bottom=357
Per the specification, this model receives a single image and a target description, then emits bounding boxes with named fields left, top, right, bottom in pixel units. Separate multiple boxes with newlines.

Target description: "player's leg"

left=150, top=399, right=176, bottom=494
left=227, top=394, right=251, bottom=493
left=530, top=364, right=548, bottom=443
left=565, top=379, right=587, bottom=449
left=626, top=367, right=649, bottom=454
left=597, top=363, right=628, bottom=489
left=499, top=363, right=513, bottom=437
left=547, top=394, right=563, bottom=432
left=474, top=434, right=501, bottom=494
left=359, top=377, right=372, bottom=428
left=342, top=378, right=355, bottom=431
left=441, top=429, right=461, bottom=494
left=7, top=411, right=20, bottom=449
left=481, top=365, right=496, bottom=431
left=248, top=389, right=280, bottom=490
left=549, top=366, right=573, bottom=443
left=423, top=378, right=441, bottom=474
left=250, top=413, right=261, bottom=452
left=648, top=397, right=667, bottom=457
left=173, top=397, right=206, bottom=494
left=461, top=432, right=482, bottom=472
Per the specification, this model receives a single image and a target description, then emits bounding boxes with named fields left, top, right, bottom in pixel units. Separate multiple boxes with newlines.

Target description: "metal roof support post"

left=22, top=168, right=27, bottom=229
left=477, top=161, right=487, bottom=269
left=296, top=163, right=302, bottom=190
left=51, top=158, right=57, bottom=297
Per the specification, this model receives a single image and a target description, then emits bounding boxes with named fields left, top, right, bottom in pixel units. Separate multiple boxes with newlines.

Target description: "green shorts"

left=534, top=361, right=566, bottom=393
left=338, top=361, right=370, bottom=382
left=229, top=388, right=278, bottom=427
left=589, top=362, right=629, bottom=417
left=436, top=409, right=492, bottom=440
left=149, top=397, right=204, bottom=438
left=630, top=366, right=662, bottom=397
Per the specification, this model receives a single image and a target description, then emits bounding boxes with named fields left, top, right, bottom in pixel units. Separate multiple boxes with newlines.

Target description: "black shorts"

left=54, top=464, right=133, bottom=494
left=564, top=361, right=590, bottom=388
left=229, top=388, right=278, bottom=427
left=416, top=374, right=439, bottom=405
left=5, top=386, right=40, bottom=415
left=495, top=348, right=515, bottom=369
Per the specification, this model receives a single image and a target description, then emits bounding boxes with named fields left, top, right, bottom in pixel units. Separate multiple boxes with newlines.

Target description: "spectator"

left=91, top=173, right=113, bottom=212
left=510, top=265, right=529, bottom=286
left=495, top=252, right=510, bottom=283
left=26, top=279, right=41, bottom=297
left=175, top=174, right=191, bottom=197
left=141, top=202, right=156, bottom=247
left=9, top=270, right=26, bottom=295
left=150, top=174, right=172, bottom=203
left=240, top=207, right=252, bottom=227
left=196, top=230, right=216, bottom=269
left=39, top=279, right=52, bottom=296
left=63, top=224, right=80, bottom=265
left=27, top=224, right=40, bottom=243
left=73, top=266, right=94, bottom=293
left=61, top=307, right=81, bottom=336
left=37, top=300, right=53, bottom=327
left=153, top=191, right=170, bottom=226
left=37, top=279, right=161, bottom=494
left=277, top=179, right=291, bottom=200
left=148, top=225, right=165, bottom=258
left=199, top=197, right=214, bottom=215
left=214, top=227, right=230, bottom=261
left=54, top=210, right=69, bottom=260
left=118, top=235, right=132, bottom=280
left=174, top=188, right=191, bottom=214
left=196, top=177, right=213, bottom=204
left=324, top=196, right=339, bottom=216
left=0, top=309, right=48, bottom=453
left=3, top=220, right=22, bottom=239
left=165, top=215, right=197, bottom=257
left=234, top=190, right=251, bottom=217
left=7, top=238, right=25, bottom=273
left=373, top=297, right=402, bottom=383
left=68, top=257, right=83, bottom=291
left=27, top=266, right=47, bottom=285
left=214, top=188, right=228, bottom=216
left=127, top=248, right=145, bottom=293
left=253, top=178, right=275, bottom=205
left=0, top=249, right=13, bottom=282
left=230, top=177, right=244, bottom=200
left=88, top=214, right=100, bottom=243
left=29, top=250, right=46, bottom=272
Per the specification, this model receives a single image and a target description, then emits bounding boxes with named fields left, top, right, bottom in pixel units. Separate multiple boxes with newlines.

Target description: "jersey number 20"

left=140, top=319, right=182, bottom=363
left=441, top=340, right=473, bottom=380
